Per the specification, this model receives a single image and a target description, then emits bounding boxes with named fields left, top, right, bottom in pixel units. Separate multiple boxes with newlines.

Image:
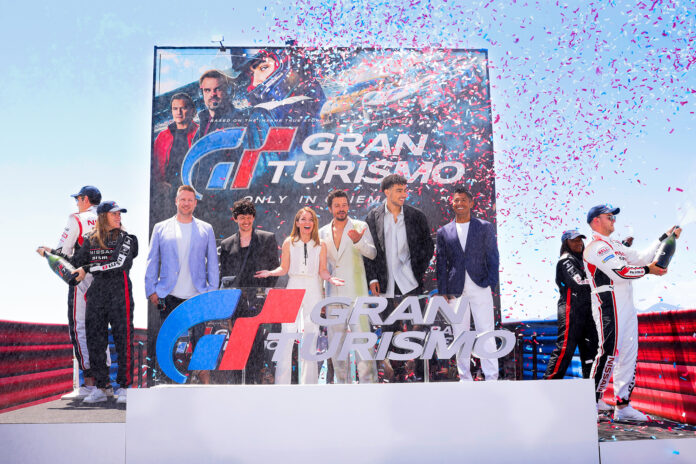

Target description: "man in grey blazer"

left=145, top=185, right=219, bottom=383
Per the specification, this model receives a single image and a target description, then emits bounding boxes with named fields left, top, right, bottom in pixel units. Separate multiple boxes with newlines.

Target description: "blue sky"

left=1, top=1, right=694, bottom=327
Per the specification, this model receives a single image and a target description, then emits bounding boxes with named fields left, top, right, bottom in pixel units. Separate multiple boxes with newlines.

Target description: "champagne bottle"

left=655, top=227, right=678, bottom=269
left=43, top=250, right=78, bottom=285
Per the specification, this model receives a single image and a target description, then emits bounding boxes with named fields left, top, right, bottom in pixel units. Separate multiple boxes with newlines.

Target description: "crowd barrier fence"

left=0, top=320, right=147, bottom=412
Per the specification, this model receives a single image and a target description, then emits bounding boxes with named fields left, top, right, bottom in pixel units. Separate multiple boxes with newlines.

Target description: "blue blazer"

left=145, top=216, right=219, bottom=298
left=435, top=218, right=499, bottom=296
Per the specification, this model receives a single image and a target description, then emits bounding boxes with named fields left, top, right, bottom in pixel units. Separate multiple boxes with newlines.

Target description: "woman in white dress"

left=255, top=207, right=343, bottom=384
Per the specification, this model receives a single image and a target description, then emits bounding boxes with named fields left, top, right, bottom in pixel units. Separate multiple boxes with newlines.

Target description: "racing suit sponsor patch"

left=597, top=246, right=611, bottom=256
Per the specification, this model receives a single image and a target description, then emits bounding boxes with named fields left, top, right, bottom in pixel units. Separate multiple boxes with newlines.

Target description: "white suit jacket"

left=319, top=217, right=377, bottom=298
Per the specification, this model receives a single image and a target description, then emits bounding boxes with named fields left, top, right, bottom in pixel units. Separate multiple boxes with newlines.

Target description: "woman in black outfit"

left=71, top=201, right=138, bottom=404
left=544, top=230, right=598, bottom=381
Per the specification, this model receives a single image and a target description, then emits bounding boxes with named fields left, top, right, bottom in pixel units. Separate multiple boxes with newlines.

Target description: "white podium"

left=126, top=380, right=599, bottom=463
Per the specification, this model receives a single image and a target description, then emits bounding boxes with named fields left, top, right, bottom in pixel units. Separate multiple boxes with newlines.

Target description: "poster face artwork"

left=150, top=47, right=496, bottom=250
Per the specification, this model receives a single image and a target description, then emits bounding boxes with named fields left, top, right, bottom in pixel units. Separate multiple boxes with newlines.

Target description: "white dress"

left=275, top=239, right=323, bottom=385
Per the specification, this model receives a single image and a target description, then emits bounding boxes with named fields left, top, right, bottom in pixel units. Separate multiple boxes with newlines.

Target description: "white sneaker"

left=614, top=404, right=649, bottom=422
left=62, top=386, right=95, bottom=400
left=115, top=388, right=127, bottom=404
left=82, top=388, right=108, bottom=404
left=597, top=399, right=613, bottom=412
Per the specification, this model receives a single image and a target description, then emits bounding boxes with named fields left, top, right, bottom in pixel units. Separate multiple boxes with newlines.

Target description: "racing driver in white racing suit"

left=583, top=204, right=681, bottom=421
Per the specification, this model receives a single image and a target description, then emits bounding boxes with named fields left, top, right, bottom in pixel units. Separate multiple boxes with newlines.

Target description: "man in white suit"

left=319, top=190, right=378, bottom=383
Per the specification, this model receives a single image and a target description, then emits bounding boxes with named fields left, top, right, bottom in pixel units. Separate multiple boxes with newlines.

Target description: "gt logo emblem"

left=156, top=288, right=304, bottom=384
left=181, top=127, right=297, bottom=198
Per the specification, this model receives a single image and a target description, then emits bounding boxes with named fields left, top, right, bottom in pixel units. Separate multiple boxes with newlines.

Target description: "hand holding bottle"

left=667, top=226, right=682, bottom=239
left=36, top=246, right=51, bottom=257
left=647, top=261, right=668, bottom=276
left=655, top=225, right=681, bottom=269
left=71, top=267, right=86, bottom=283
left=38, top=247, right=78, bottom=285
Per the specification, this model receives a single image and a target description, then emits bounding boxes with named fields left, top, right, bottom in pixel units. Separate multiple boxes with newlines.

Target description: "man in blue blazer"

left=436, top=186, right=499, bottom=381
left=145, top=185, right=219, bottom=383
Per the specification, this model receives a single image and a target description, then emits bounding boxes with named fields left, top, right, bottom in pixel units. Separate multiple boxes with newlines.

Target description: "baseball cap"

left=586, top=204, right=620, bottom=224
left=561, top=229, right=586, bottom=242
left=97, top=201, right=128, bottom=214
left=71, top=186, right=101, bottom=204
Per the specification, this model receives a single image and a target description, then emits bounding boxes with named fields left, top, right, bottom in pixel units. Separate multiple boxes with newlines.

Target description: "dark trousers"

left=380, top=284, right=425, bottom=382
left=157, top=294, right=208, bottom=384
left=380, top=284, right=422, bottom=332
left=544, top=297, right=597, bottom=380
left=161, top=295, right=205, bottom=347
left=85, top=275, right=134, bottom=390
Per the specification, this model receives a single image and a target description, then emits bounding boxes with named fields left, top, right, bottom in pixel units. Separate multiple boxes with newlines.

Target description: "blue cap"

left=586, top=204, right=620, bottom=224
left=561, top=229, right=586, bottom=242
left=71, top=186, right=101, bottom=204
left=97, top=201, right=127, bottom=214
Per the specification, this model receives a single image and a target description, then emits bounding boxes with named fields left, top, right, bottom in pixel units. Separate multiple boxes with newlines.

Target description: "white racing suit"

left=583, top=232, right=660, bottom=405
left=56, top=206, right=99, bottom=378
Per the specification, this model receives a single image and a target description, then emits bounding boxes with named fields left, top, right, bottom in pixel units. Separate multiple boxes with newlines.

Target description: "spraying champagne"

left=655, top=226, right=679, bottom=269
left=40, top=248, right=79, bottom=285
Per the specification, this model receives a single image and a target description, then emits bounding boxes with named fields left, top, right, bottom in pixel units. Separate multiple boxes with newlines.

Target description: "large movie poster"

left=150, top=47, right=495, bottom=241
left=149, top=46, right=497, bottom=383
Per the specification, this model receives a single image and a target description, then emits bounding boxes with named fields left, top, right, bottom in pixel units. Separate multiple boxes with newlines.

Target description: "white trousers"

left=274, top=307, right=319, bottom=385
left=327, top=314, right=377, bottom=384
left=452, top=291, right=498, bottom=381
left=590, top=294, right=639, bottom=402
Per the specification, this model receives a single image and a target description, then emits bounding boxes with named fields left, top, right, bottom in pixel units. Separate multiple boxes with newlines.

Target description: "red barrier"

left=634, top=362, right=696, bottom=396
left=0, top=369, right=73, bottom=410
left=638, top=338, right=696, bottom=365
left=0, top=356, right=73, bottom=377
left=0, top=320, right=73, bottom=412
left=0, top=321, right=74, bottom=345
left=638, top=310, right=696, bottom=336
left=601, top=309, right=696, bottom=425
left=0, top=320, right=148, bottom=413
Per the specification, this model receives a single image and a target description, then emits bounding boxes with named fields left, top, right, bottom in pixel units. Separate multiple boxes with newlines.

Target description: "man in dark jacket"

left=219, top=199, right=279, bottom=288
left=364, top=174, right=434, bottom=301
left=219, top=199, right=279, bottom=384
left=435, top=186, right=499, bottom=381
left=364, top=174, right=434, bottom=382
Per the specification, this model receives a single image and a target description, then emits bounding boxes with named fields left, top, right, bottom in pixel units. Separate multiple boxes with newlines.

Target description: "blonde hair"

left=290, top=207, right=320, bottom=246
